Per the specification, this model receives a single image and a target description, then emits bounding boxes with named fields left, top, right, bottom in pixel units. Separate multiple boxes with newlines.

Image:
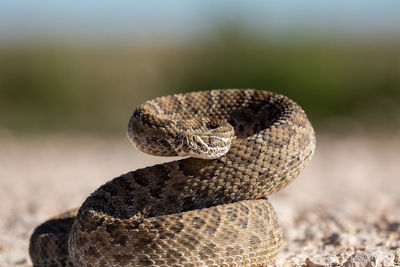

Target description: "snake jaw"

left=174, top=134, right=231, bottom=159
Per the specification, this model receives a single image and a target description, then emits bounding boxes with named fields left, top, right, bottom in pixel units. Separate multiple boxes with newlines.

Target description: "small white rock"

left=343, top=252, right=375, bottom=267
left=305, top=255, right=340, bottom=267
left=343, top=248, right=395, bottom=267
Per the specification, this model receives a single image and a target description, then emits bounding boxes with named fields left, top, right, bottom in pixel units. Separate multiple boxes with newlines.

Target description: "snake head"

left=174, top=133, right=233, bottom=159
left=173, top=118, right=235, bottom=159
left=172, top=118, right=234, bottom=159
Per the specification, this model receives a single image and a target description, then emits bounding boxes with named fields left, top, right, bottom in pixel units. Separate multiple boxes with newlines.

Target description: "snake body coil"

left=30, top=89, right=315, bottom=266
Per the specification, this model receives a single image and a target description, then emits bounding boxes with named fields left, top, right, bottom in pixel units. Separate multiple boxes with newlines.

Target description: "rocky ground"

left=1, top=135, right=399, bottom=266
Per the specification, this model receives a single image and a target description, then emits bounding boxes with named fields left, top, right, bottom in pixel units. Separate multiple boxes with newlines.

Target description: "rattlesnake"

left=30, top=89, right=316, bottom=266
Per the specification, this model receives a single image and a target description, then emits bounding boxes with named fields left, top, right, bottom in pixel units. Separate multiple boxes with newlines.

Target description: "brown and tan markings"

left=30, top=89, right=315, bottom=266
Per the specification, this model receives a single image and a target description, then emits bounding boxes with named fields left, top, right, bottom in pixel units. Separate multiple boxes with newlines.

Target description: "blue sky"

left=1, top=0, right=399, bottom=42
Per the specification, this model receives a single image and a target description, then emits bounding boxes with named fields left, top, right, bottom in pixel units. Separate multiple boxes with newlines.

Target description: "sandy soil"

left=1, top=135, right=399, bottom=266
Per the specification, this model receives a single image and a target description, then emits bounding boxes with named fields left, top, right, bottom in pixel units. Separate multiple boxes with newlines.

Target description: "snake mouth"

left=174, top=134, right=231, bottom=159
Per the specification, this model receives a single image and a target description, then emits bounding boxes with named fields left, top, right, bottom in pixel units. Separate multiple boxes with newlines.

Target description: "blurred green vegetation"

left=1, top=30, right=400, bottom=135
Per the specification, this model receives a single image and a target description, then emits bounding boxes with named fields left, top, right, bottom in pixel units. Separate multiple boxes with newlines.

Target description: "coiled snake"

left=30, top=89, right=315, bottom=266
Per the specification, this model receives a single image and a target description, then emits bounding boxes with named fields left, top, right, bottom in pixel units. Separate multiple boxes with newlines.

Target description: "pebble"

left=343, top=249, right=395, bottom=267
left=394, top=249, right=400, bottom=265
left=305, top=255, right=340, bottom=267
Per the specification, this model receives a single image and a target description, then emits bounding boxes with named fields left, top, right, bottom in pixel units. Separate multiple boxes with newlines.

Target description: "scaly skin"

left=30, top=89, right=316, bottom=266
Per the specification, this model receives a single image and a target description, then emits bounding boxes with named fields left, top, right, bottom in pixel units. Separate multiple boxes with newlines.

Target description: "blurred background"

left=1, top=0, right=400, bottom=136
left=1, top=2, right=400, bottom=266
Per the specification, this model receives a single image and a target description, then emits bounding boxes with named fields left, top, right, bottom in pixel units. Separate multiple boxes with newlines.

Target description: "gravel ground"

left=1, top=135, right=399, bottom=267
